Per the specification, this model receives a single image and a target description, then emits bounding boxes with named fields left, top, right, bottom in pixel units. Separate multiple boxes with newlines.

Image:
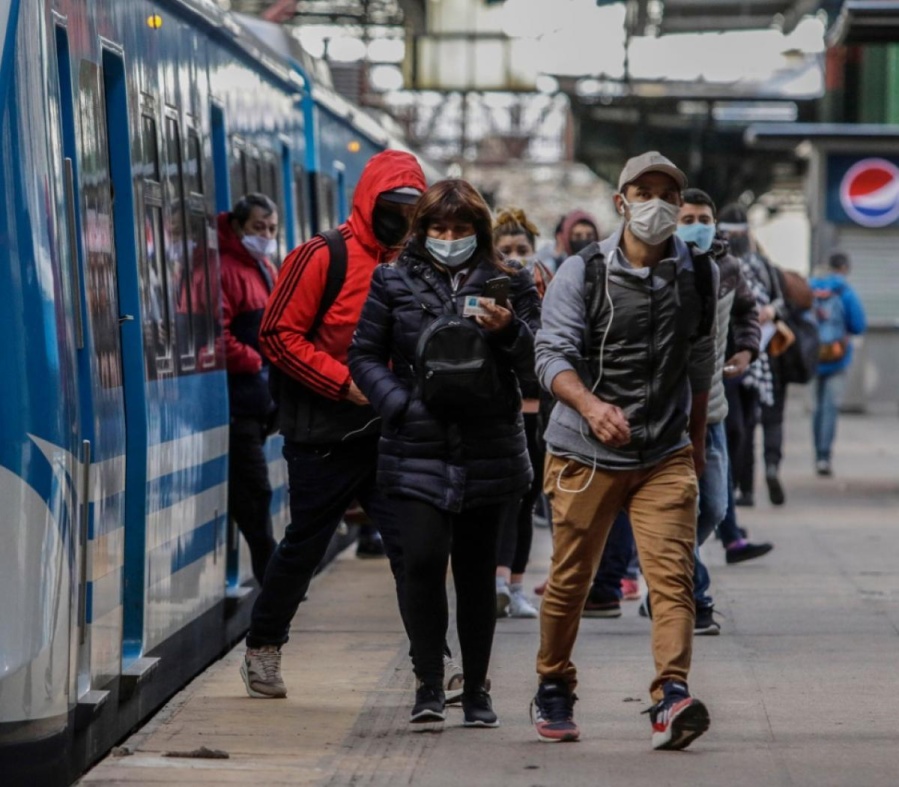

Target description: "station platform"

left=78, top=399, right=899, bottom=787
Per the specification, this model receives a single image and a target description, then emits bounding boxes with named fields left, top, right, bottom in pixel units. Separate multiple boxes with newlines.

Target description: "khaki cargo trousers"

left=537, top=447, right=698, bottom=702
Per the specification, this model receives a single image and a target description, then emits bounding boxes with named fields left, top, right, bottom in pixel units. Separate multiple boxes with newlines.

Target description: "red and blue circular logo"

left=839, top=157, right=899, bottom=228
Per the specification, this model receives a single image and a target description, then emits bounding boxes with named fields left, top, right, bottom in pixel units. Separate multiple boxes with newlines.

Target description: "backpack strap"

left=578, top=242, right=606, bottom=362
left=305, top=228, right=348, bottom=340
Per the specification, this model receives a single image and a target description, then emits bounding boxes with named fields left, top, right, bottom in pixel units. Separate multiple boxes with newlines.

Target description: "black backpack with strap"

left=394, top=265, right=504, bottom=415
left=578, top=240, right=717, bottom=367
left=268, top=228, right=347, bottom=404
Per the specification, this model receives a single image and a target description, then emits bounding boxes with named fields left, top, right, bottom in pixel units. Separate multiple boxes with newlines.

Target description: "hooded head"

left=346, top=150, right=427, bottom=257
left=560, top=209, right=600, bottom=256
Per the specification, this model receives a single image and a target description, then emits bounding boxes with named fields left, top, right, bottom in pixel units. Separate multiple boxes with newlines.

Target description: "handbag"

left=767, top=319, right=796, bottom=358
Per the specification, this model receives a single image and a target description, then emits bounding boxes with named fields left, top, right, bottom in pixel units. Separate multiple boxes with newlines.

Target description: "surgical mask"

left=372, top=206, right=410, bottom=249
left=242, top=234, right=276, bottom=261
left=621, top=197, right=680, bottom=246
left=676, top=222, right=716, bottom=252
left=570, top=237, right=594, bottom=255
left=425, top=234, right=478, bottom=269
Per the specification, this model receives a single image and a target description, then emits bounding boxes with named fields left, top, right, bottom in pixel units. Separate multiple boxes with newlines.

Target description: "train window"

left=230, top=137, right=246, bottom=201
left=185, top=129, right=203, bottom=197
left=259, top=156, right=282, bottom=261
left=187, top=213, right=216, bottom=367
left=245, top=152, right=262, bottom=194
left=141, top=115, right=160, bottom=181
left=319, top=173, right=337, bottom=231
left=78, top=59, right=123, bottom=389
left=293, top=163, right=309, bottom=244
left=143, top=206, right=173, bottom=373
left=164, top=113, right=195, bottom=371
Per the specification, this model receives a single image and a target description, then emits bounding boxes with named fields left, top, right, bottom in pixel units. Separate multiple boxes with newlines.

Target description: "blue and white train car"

left=0, top=1, right=434, bottom=783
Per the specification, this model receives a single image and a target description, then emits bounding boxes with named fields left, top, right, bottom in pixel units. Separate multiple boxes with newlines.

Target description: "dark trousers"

left=394, top=497, right=502, bottom=691
left=229, top=417, right=277, bottom=584
left=496, top=412, right=542, bottom=574
left=589, top=510, right=636, bottom=601
left=761, top=374, right=787, bottom=470
left=724, top=379, right=760, bottom=497
left=246, top=437, right=406, bottom=648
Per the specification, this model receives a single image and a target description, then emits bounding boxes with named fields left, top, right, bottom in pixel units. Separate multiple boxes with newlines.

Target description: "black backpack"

left=394, top=266, right=504, bottom=414
left=268, top=229, right=347, bottom=404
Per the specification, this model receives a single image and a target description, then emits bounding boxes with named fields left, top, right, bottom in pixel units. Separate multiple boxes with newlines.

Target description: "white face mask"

left=425, top=234, right=478, bottom=269
left=242, top=234, right=276, bottom=261
left=621, top=197, right=680, bottom=246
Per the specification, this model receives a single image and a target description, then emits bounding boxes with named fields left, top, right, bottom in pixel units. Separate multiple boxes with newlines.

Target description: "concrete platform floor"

left=79, top=401, right=899, bottom=786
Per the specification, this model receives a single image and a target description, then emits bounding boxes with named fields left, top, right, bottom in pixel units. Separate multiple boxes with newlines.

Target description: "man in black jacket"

left=532, top=152, right=716, bottom=750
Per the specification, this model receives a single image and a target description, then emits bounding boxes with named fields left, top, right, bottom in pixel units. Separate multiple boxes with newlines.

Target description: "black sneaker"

left=694, top=606, right=721, bottom=636
left=765, top=466, right=786, bottom=506
left=410, top=684, right=446, bottom=723
left=462, top=688, right=499, bottom=728
left=644, top=680, right=710, bottom=751
left=530, top=681, right=579, bottom=742
left=725, top=541, right=773, bottom=564
left=356, top=532, right=386, bottom=559
left=582, top=597, right=622, bottom=618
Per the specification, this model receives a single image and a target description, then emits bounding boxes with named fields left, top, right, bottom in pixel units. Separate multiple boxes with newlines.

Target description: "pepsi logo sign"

left=839, top=157, right=899, bottom=228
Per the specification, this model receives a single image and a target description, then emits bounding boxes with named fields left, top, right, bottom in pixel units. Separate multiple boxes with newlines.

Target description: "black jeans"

left=229, top=416, right=277, bottom=584
left=496, top=412, right=542, bottom=574
left=761, top=374, right=787, bottom=470
left=395, top=497, right=502, bottom=691
left=246, top=436, right=406, bottom=648
left=590, top=509, right=636, bottom=601
left=724, top=379, right=760, bottom=497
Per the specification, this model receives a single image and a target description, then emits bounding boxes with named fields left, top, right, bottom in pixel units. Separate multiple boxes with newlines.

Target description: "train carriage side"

left=1, top=0, right=310, bottom=783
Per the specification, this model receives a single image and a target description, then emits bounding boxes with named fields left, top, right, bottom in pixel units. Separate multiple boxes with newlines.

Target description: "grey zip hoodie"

left=535, top=228, right=717, bottom=470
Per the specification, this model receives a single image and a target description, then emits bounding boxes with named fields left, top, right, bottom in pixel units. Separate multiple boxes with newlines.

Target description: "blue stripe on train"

left=146, top=455, right=229, bottom=513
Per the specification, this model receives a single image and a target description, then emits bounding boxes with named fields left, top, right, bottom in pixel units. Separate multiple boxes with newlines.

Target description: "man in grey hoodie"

left=530, top=152, right=716, bottom=751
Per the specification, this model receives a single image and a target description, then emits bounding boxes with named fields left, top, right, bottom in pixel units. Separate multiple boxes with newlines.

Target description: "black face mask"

left=372, top=205, right=410, bottom=249
left=570, top=238, right=593, bottom=255
left=727, top=233, right=750, bottom=257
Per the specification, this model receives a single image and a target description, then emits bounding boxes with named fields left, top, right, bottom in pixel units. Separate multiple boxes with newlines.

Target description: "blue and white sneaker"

left=644, top=680, right=709, bottom=750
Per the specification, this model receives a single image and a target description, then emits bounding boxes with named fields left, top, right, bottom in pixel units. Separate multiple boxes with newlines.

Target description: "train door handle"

left=118, top=314, right=134, bottom=324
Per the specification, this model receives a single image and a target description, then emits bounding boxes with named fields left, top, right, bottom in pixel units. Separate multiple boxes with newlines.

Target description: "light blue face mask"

left=676, top=222, right=716, bottom=253
left=425, top=234, right=478, bottom=268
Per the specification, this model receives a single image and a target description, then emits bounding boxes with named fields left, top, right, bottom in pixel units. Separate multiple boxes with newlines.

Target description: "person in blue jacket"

left=810, top=251, right=867, bottom=476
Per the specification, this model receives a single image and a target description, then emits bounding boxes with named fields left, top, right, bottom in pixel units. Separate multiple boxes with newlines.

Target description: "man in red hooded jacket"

left=240, top=150, right=429, bottom=699
left=218, top=193, right=280, bottom=586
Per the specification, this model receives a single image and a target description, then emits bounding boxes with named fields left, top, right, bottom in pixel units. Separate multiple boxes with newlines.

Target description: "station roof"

left=626, top=0, right=842, bottom=36
left=828, top=1, right=899, bottom=44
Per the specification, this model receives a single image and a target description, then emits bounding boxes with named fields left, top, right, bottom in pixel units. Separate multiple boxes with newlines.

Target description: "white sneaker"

left=508, top=586, right=538, bottom=618
left=240, top=646, right=287, bottom=698
left=443, top=655, right=464, bottom=703
left=496, top=581, right=511, bottom=618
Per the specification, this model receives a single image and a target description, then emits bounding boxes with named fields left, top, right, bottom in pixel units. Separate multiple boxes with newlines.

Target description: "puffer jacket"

left=218, top=213, right=278, bottom=420
left=536, top=227, right=718, bottom=470
left=348, top=244, right=540, bottom=512
left=707, top=245, right=761, bottom=424
left=259, top=150, right=427, bottom=444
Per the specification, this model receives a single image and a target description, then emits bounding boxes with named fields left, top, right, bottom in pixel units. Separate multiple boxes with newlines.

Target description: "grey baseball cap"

left=617, top=151, right=687, bottom=191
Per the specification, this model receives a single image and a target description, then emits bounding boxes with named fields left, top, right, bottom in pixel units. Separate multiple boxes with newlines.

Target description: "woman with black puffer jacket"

left=348, top=179, right=540, bottom=730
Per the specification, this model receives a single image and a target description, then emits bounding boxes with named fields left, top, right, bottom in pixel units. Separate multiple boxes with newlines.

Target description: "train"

left=0, top=1, right=439, bottom=783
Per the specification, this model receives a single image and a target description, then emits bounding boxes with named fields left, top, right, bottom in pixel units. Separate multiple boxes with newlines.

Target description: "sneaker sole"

left=581, top=608, right=622, bottom=619
left=694, top=625, right=721, bottom=636
left=410, top=709, right=446, bottom=724
left=463, top=718, right=500, bottom=728
left=535, top=726, right=580, bottom=743
left=652, top=700, right=710, bottom=751
left=239, top=660, right=287, bottom=699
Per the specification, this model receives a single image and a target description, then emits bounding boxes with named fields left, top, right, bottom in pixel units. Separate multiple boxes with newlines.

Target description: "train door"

left=99, top=46, right=150, bottom=667
left=53, top=20, right=94, bottom=702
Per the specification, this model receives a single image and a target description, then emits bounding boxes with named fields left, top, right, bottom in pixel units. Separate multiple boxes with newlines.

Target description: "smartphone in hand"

left=482, top=275, right=511, bottom=307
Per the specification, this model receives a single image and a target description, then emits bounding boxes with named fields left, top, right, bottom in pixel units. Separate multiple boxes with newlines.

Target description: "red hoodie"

left=259, top=150, right=427, bottom=402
